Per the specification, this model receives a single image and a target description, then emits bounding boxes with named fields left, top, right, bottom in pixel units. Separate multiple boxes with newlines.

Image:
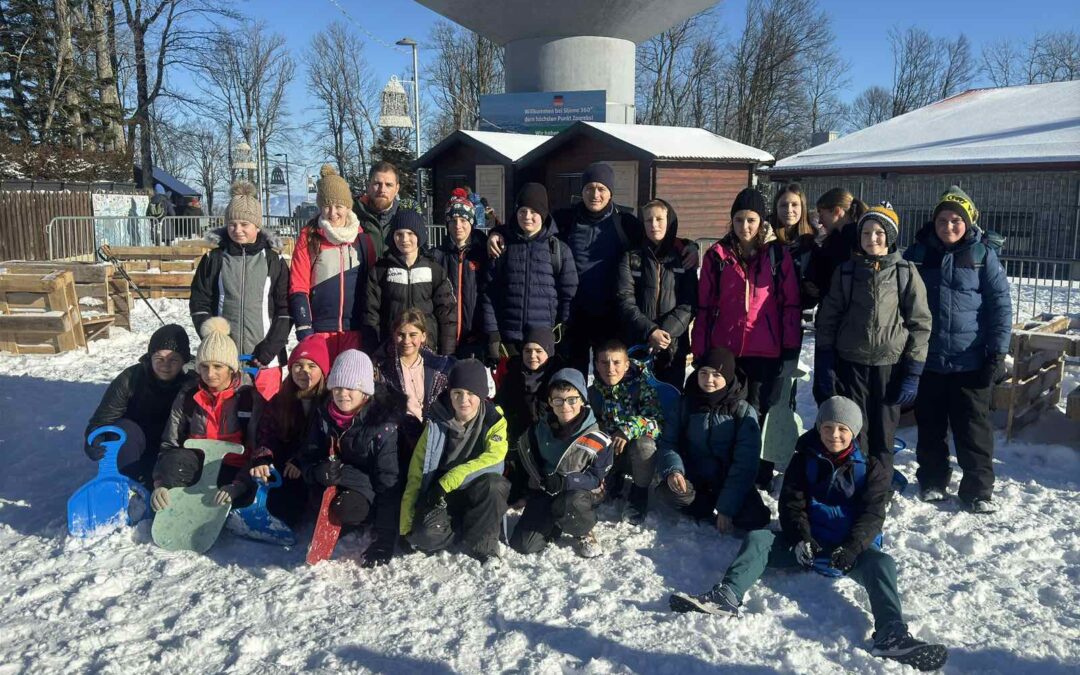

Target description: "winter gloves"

left=889, top=360, right=923, bottom=407
left=421, top=483, right=448, bottom=513
left=487, top=332, right=502, bottom=367
left=544, top=473, right=565, bottom=495
left=812, top=350, right=836, bottom=404
left=794, top=539, right=822, bottom=568
left=84, top=438, right=106, bottom=462
left=977, top=353, right=1007, bottom=388
left=361, top=535, right=394, bottom=568
left=829, top=546, right=858, bottom=574
left=313, top=459, right=343, bottom=487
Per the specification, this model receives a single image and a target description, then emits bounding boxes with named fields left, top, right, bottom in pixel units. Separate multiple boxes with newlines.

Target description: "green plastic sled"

left=151, top=439, right=244, bottom=553
left=761, top=367, right=810, bottom=466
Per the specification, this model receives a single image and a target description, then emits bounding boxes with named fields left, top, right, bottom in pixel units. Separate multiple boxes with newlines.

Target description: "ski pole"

left=97, top=245, right=166, bottom=326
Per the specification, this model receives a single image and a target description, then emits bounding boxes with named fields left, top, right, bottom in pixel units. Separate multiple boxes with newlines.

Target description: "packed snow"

left=1, top=299, right=1078, bottom=674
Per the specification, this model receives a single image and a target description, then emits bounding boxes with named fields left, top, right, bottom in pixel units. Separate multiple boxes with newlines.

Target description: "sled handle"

left=257, top=466, right=283, bottom=490
left=87, top=425, right=128, bottom=479
left=239, top=354, right=260, bottom=377
left=892, top=438, right=908, bottom=454
left=626, top=344, right=654, bottom=364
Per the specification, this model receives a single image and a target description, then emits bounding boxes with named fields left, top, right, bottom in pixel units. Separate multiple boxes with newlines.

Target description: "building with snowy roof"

left=766, top=81, right=1080, bottom=269
left=515, top=121, right=774, bottom=240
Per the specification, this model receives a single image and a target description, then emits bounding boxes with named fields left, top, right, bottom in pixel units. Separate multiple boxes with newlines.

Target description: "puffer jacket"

left=431, top=229, right=488, bottom=346
left=690, top=232, right=801, bottom=359
left=190, top=228, right=291, bottom=365
left=365, top=250, right=457, bottom=355
left=299, top=385, right=406, bottom=537
left=615, top=199, right=697, bottom=360
left=815, top=250, right=932, bottom=368
left=86, top=354, right=197, bottom=453
left=399, top=397, right=508, bottom=534
left=154, top=376, right=256, bottom=485
left=803, top=221, right=858, bottom=309
left=903, top=223, right=1012, bottom=374
left=493, top=354, right=566, bottom=443
left=481, top=214, right=578, bottom=343
left=655, top=377, right=761, bottom=519
left=554, top=203, right=642, bottom=314
left=587, top=364, right=663, bottom=441
left=779, top=431, right=891, bottom=554
left=517, top=406, right=613, bottom=493
left=288, top=214, right=377, bottom=337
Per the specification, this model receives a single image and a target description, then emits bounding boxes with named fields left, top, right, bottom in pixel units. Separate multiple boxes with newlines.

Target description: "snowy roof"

left=416, top=130, right=550, bottom=166
left=531, top=122, right=774, bottom=163
left=770, top=81, right=1080, bottom=174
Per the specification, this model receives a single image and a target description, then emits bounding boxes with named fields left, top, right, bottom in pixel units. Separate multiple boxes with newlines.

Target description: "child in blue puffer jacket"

left=669, top=396, right=949, bottom=672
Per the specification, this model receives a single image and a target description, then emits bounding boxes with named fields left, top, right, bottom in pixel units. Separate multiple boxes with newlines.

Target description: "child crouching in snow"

left=510, top=368, right=613, bottom=559
left=669, top=396, right=948, bottom=671
left=299, top=349, right=405, bottom=568
left=151, top=318, right=255, bottom=511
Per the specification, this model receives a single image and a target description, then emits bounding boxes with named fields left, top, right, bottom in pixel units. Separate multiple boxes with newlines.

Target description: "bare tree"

left=636, top=13, right=713, bottom=125
left=804, top=48, right=850, bottom=134
left=181, top=122, right=227, bottom=213
left=938, top=34, right=975, bottom=99
left=89, top=0, right=125, bottom=150
left=982, top=37, right=1018, bottom=87
left=981, top=30, right=1079, bottom=87
left=425, top=20, right=503, bottom=138
left=846, top=85, right=893, bottom=131
left=889, top=27, right=942, bottom=116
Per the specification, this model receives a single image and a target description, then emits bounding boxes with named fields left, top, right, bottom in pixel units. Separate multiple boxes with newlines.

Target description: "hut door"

left=475, top=164, right=505, bottom=226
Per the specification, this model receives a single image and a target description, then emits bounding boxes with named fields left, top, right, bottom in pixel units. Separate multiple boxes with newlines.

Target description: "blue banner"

left=479, top=90, right=606, bottom=135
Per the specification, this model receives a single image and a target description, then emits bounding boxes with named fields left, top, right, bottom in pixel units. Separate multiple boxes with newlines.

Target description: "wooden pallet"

left=0, top=260, right=132, bottom=333
left=995, top=315, right=1071, bottom=439
left=0, top=271, right=89, bottom=354
left=1067, top=385, right=1080, bottom=421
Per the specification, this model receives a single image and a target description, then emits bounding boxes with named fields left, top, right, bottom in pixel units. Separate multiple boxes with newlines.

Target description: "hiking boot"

left=961, top=497, right=997, bottom=514
left=919, top=487, right=947, bottom=503
left=871, top=624, right=948, bottom=671
left=669, top=584, right=741, bottom=617
left=574, top=531, right=603, bottom=558
left=623, top=486, right=649, bottom=525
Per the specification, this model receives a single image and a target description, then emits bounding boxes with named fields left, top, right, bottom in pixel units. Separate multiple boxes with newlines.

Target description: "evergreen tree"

left=371, top=126, right=417, bottom=200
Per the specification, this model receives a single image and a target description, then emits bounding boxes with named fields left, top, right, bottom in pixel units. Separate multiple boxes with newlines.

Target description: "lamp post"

left=396, top=37, right=422, bottom=203
left=273, top=152, right=292, bottom=218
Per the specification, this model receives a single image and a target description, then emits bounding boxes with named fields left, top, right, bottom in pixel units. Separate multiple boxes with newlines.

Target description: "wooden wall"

left=654, top=163, right=754, bottom=242
left=0, top=191, right=93, bottom=261
left=525, top=135, right=646, bottom=213
left=429, top=143, right=514, bottom=225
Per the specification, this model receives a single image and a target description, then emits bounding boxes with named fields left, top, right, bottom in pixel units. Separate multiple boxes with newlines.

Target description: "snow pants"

left=721, top=529, right=903, bottom=633
left=510, top=489, right=600, bottom=554
left=331, top=488, right=371, bottom=526
left=914, top=369, right=995, bottom=501
left=606, top=437, right=658, bottom=493
left=563, top=309, right=621, bottom=378
left=407, top=473, right=510, bottom=560
left=836, top=359, right=899, bottom=467
left=108, top=419, right=155, bottom=489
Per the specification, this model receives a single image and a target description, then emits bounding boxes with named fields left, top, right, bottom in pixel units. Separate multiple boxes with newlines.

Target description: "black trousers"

left=835, top=359, right=899, bottom=467
left=736, top=356, right=784, bottom=417
left=914, top=369, right=995, bottom=501
left=654, top=476, right=771, bottom=530
left=407, top=473, right=510, bottom=559
left=510, top=489, right=600, bottom=554
left=563, top=309, right=621, bottom=378
left=653, top=338, right=691, bottom=392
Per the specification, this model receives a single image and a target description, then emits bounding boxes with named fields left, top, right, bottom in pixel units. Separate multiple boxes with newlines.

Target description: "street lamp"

left=396, top=37, right=423, bottom=204
left=273, top=152, right=292, bottom=218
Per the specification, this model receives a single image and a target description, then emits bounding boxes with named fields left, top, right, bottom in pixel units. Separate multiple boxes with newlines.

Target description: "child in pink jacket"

left=691, top=188, right=801, bottom=419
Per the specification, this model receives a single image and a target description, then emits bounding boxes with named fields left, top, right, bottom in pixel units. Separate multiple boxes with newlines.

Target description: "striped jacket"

left=365, top=251, right=458, bottom=355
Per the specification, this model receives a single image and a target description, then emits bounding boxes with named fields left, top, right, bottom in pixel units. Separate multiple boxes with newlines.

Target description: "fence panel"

left=0, top=191, right=93, bottom=260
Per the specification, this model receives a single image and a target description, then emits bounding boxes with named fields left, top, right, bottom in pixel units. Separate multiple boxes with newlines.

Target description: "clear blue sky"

left=213, top=0, right=1077, bottom=206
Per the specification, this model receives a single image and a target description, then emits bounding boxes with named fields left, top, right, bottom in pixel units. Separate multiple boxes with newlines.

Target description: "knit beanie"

left=933, top=185, right=978, bottom=228
left=523, top=325, right=556, bottom=357
left=445, top=188, right=476, bottom=225
left=224, top=181, right=262, bottom=226
left=148, top=323, right=192, bottom=362
left=327, top=349, right=374, bottom=395
left=548, top=367, right=587, bottom=400
left=287, top=334, right=331, bottom=378
left=816, top=395, right=864, bottom=438
left=316, top=164, right=354, bottom=210
left=196, top=317, right=240, bottom=372
left=858, top=201, right=901, bottom=248
left=389, top=207, right=429, bottom=249
left=581, top=162, right=615, bottom=191
left=515, top=182, right=549, bottom=222
left=698, top=347, right=736, bottom=384
left=448, top=358, right=489, bottom=398
left=730, top=188, right=768, bottom=222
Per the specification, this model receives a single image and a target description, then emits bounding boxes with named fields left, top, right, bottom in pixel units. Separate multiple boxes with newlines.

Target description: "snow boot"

left=669, top=584, right=741, bottom=617
left=623, top=486, right=649, bottom=525
left=574, top=531, right=603, bottom=558
left=961, top=497, right=997, bottom=514
left=871, top=624, right=948, bottom=671
left=919, top=486, right=947, bottom=503
left=604, top=472, right=626, bottom=502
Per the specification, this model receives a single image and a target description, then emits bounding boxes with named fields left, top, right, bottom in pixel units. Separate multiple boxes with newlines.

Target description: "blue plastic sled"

left=225, top=467, right=296, bottom=546
left=627, top=345, right=681, bottom=430
left=67, top=426, right=150, bottom=537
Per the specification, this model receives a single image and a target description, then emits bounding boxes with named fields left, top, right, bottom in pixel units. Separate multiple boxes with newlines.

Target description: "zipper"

left=337, top=246, right=345, bottom=333
left=653, top=256, right=662, bottom=320
left=239, top=246, right=247, bottom=353
left=456, top=250, right=464, bottom=342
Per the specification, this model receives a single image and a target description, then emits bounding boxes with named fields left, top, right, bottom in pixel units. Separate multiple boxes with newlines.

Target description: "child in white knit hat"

left=298, top=349, right=409, bottom=568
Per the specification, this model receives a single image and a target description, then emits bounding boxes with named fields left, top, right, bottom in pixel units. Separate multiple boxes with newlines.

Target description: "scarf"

left=327, top=400, right=358, bottom=429
left=319, top=210, right=361, bottom=245
left=577, top=201, right=614, bottom=225
left=442, top=406, right=485, bottom=466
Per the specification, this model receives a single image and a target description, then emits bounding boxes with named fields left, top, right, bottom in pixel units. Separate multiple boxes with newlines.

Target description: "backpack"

left=837, top=258, right=913, bottom=315
left=496, top=236, right=564, bottom=279
left=905, top=226, right=1005, bottom=272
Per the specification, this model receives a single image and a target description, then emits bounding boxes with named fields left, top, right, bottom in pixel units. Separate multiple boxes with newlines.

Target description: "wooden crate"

left=0, top=260, right=131, bottom=334
left=996, top=315, right=1071, bottom=438
left=0, top=271, right=88, bottom=354
left=1067, top=385, right=1080, bottom=421
left=99, top=244, right=207, bottom=301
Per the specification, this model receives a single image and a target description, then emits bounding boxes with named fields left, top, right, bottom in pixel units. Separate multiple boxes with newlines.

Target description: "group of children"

left=81, top=162, right=1016, bottom=671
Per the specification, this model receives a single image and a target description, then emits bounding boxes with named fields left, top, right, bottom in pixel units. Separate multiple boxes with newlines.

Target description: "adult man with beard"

left=355, top=161, right=421, bottom=256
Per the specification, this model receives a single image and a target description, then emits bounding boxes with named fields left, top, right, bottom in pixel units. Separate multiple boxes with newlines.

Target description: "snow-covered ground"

left=1, top=300, right=1078, bottom=674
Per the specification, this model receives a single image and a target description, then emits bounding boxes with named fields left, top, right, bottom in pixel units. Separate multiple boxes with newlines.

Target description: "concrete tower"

left=415, top=0, right=718, bottom=124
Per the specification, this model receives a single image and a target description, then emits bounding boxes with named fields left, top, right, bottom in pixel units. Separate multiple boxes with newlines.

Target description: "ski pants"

left=835, top=359, right=899, bottom=468
left=914, top=369, right=995, bottom=501
left=331, top=488, right=371, bottom=526
left=608, top=437, right=657, bottom=490
left=510, top=488, right=600, bottom=554
left=407, top=473, right=510, bottom=560
left=563, top=309, right=621, bottom=378
left=721, top=529, right=903, bottom=633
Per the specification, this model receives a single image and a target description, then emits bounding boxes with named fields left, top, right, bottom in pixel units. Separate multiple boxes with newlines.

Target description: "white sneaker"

left=920, top=487, right=947, bottom=503
left=574, top=532, right=603, bottom=558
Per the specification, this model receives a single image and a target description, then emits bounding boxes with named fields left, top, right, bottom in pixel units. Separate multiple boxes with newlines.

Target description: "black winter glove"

left=421, top=483, right=448, bottom=512
left=338, top=465, right=366, bottom=490
left=84, top=438, right=106, bottom=461
left=487, top=333, right=502, bottom=367
left=829, top=546, right=858, bottom=574
left=543, top=473, right=565, bottom=495
left=978, top=353, right=1007, bottom=388
left=313, top=459, right=343, bottom=487
left=794, top=538, right=822, bottom=568
left=361, top=534, right=394, bottom=568
left=251, top=341, right=277, bottom=368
